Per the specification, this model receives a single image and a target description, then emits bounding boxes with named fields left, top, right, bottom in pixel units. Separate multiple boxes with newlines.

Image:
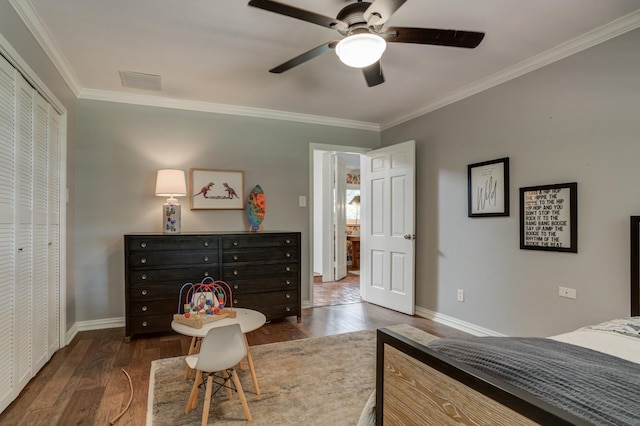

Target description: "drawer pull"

left=140, top=258, right=147, bottom=264
left=285, top=307, right=291, bottom=312
left=285, top=280, right=291, bottom=285
left=285, top=238, right=291, bottom=244
left=203, top=256, right=209, bottom=262
left=233, top=284, right=239, bottom=290
left=141, top=274, right=147, bottom=280
left=203, top=241, right=209, bottom=247
left=233, top=241, right=238, bottom=246
left=140, top=242, right=147, bottom=248
left=142, top=321, right=148, bottom=327
left=141, top=289, right=147, bottom=296
left=285, top=266, right=291, bottom=272
left=204, top=271, right=209, bottom=277
left=141, top=306, right=147, bottom=312
left=233, top=254, right=239, bottom=261
left=233, top=299, right=238, bottom=304
left=285, top=252, right=291, bottom=258
left=233, top=270, right=239, bottom=276
left=285, top=293, right=291, bottom=299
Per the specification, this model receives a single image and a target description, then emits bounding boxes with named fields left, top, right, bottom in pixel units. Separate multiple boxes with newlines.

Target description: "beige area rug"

left=148, top=324, right=438, bottom=425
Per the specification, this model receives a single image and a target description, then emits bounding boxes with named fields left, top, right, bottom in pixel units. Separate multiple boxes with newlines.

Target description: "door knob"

left=403, top=234, right=416, bottom=240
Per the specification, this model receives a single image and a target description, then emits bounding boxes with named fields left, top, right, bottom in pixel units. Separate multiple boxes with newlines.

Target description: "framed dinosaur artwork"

left=190, top=169, right=244, bottom=210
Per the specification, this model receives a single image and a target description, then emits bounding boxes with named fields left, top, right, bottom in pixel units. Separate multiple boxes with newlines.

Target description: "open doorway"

left=311, top=148, right=363, bottom=307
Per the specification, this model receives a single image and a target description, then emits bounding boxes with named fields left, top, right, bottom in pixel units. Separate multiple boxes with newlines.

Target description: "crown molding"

left=12, top=0, right=640, bottom=132
left=79, top=88, right=381, bottom=131
left=11, top=0, right=377, bottom=130
left=380, top=9, right=640, bottom=131
left=9, top=0, right=82, bottom=96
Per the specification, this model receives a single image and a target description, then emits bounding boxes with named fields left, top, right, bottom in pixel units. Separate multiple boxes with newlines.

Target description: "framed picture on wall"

left=519, top=182, right=577, bottom=253
left=190, top=169, right=244, bottom=210
left=468, top=157, right=510, bottom=217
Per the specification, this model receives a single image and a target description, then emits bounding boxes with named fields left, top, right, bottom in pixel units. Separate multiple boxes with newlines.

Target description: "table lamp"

left=155, top=169, right=187, bottom=234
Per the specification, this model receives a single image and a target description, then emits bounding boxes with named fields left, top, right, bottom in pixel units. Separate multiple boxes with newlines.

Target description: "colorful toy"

left=173, top=277, right=236, bottom=328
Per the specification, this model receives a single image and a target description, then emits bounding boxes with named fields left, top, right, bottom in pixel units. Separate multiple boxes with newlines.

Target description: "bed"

left=370, top=217, right=640, bottom=425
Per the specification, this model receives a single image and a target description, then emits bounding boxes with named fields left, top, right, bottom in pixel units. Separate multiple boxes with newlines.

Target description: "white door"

left=320, top=152, right=333, bottom=282
left=47, top=108, right=61, bottom=357
left=15, top=73, right=34, bottom=390
left=361, top=141, right=415, bottom=315
left=0, top=53, right=17, bottom=414
left=334, top=155, right=347, bottom=280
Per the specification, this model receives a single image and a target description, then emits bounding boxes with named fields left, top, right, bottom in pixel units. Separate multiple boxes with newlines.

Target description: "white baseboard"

left=414, top=306, right=505, bottom=337
left=66, top=317, right=126, bottom=345
left=63, top=307, right=501, bottom=345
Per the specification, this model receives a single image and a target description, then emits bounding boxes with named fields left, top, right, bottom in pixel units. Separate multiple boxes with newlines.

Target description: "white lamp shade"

left=335, top=34, right=386, bottom=68
left=155, top=169, right=187, bottom=197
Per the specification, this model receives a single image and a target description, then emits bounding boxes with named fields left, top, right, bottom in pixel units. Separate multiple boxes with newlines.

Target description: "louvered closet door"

left=15, top=73, right=34, bottom=390
left=0, top=53, right=17, bottom=414
left=47, top=107, right=60, bottom=356
left=32, top=94, right=48, bottom=372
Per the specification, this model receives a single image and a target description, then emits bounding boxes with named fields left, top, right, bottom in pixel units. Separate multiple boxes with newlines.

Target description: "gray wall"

left=75, top=99, right=379, bottom=322
left=0, top=0, right=78, bottom=329
left=6, top=0, right=639, bottom=336
left=382, top=28, right=640, bottom=337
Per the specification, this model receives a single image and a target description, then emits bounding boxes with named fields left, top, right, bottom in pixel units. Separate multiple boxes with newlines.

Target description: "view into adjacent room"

left=313, top=151, right=362, bottom=307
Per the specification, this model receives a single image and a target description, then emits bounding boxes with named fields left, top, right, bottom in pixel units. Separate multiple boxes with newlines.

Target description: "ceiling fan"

left=248, top=0, right=485, bottom=87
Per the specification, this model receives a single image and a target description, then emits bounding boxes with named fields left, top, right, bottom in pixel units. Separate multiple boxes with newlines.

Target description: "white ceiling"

left=14, top=0, right=640, bottom=129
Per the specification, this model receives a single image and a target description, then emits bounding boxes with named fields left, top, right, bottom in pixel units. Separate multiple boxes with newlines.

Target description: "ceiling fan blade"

left=362, top=61, right=384, bottom=87
left=248, top=0, right=348, bottom=31
left=269, top=41, right=339, bottom=73
left=385, top=27, right=485, bottom=48
left=363, top=0, right=407, bottom=26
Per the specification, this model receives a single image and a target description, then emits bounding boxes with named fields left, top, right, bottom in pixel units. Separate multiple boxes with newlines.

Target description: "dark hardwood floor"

left=0, top=302, right=469, bottom=425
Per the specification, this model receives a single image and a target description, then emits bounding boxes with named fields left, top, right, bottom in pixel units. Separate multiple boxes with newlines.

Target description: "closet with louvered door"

left=0, top=52, right=62, bottom=414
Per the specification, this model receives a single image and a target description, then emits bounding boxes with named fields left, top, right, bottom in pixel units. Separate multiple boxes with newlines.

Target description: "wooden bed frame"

left=373, top=216, right=640, bottom=425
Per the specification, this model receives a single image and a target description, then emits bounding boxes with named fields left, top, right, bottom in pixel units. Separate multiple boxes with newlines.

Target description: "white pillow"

left=356, top=390, right=376, bottom=426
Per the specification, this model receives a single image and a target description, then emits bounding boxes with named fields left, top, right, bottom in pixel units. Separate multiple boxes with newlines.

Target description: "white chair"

left=185, top=324, right=253, bottom=424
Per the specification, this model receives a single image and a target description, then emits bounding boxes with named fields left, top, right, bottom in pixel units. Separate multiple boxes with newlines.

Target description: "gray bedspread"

left=427, top=337, right=640, bottom=425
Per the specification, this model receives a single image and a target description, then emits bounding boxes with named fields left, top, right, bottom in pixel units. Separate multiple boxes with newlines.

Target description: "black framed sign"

left=468, top=157, right=509, bottom=217
left=520, top=182, right=577, bottom=253
left=630, top=216, right=640, bottom=316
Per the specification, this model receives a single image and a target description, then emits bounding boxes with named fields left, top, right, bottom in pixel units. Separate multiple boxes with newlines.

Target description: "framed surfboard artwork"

left=190, top=169, right=244, bottom=210
left=247, top=185, right=266, bottom=231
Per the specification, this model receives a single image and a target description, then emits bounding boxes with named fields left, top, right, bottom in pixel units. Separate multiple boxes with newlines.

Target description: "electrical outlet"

left=299, top=196, right=306, bottom=207
left=457, top=289, right=464, bottom=302
left=558, top=286, right=577, bottom=299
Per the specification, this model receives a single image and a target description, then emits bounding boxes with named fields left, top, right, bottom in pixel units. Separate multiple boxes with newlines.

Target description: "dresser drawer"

left=128, top=267, right=219, bottom=287
left=222, top=246, right=298, bottom=263
left=127, top=235, right=218, bottom=251
left=129, top=299, right=176, bottom=318
left=226, top=276, right=298, bottom=294
left=259, top=304, right=300, bottom=321
left=222, top=263, right=298, bottom=280
left=231, top=290, right=298, bottom=318
left=128, top=315, right=174, bottom=335
left=128, top=250, right=218, bottom=268
left=222, top=234, right=298, bottom=249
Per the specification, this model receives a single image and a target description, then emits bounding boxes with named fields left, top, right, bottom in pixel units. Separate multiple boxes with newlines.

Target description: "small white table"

left=172, top=308, right=266, bottom=395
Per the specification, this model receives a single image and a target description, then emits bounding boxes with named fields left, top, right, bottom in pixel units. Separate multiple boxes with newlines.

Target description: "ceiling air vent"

left=119, top=71, right=161, bottom=91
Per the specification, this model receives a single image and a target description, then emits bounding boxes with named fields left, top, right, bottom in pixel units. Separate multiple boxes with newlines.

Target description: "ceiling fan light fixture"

left=335, top=33, right=386, bottom=68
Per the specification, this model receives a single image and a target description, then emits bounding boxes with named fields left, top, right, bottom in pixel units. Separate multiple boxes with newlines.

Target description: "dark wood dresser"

left=124, top=232, right=301, bottom=340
